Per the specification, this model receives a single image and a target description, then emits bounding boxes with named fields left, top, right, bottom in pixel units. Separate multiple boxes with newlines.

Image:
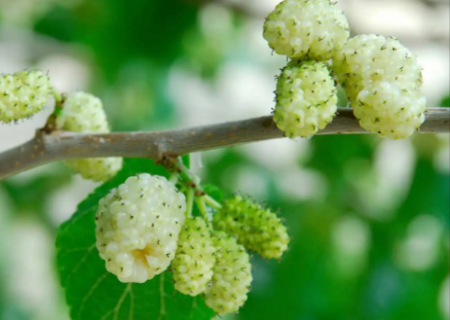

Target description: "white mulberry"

left=57, top=91, right=122, bottom=181
left=355, top=81, right=426, bottom=139
left=57, top=91, right=109, bottom=132
left=213, top=195, right=289, bottom=259
left=0, top=70, right=51, bottom=123
left=64, top=158, right=123, bottom=182
left=172, top=217, right=215, bottom=296
left=95, top=173, right=187, bottom=283
left=205, top=232, right=252, bottom=314
left=263, top=0, right=350, bottom=61
left=333, top=34, right=426, bottom=139
left=273, top=60, right=338, bottom=138
left=333, top=34, right=423, bottom=101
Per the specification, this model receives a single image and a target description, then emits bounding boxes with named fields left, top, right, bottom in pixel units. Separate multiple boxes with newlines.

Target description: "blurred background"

left=0, top=0, right=449, bottom=319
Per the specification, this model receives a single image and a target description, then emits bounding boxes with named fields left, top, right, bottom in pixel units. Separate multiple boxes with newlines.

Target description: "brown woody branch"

left=0, top=107, right=449, bottom=180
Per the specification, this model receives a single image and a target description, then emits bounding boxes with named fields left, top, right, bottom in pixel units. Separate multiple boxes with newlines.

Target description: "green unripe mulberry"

left=213, top=195, right=289, bottom=259
left=205, top=232, right=252, bottom=315
left=172, top=217, right=215, bottom=296
left=273, top=60, right=338, bottom=138
left=0, top=70, right=51, bottom=123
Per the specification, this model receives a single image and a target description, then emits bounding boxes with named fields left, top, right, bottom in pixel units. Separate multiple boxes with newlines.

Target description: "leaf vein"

left=78, top=272, right=109, bottom=318
left=128, top=286, right=134, bottom=320
left=63, top=246, right=95, bottom=253
left=113, top=283, right=131, bottom=320
left=65, top=244, right=96, bottom=283
left=158, top=273, right=167, bottom=320
left=58, top=207, right=94, bottom=239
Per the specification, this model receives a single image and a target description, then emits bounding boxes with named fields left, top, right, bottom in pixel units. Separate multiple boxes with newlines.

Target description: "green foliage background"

left=0, top=1, right=448, bottom=320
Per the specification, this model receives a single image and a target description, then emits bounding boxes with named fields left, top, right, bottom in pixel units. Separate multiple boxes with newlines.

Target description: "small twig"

left=195, top=196, right=211, bottom=226
left=185, top=188, right=195, bottom=218
left=169, top=172, right=179, bottom=185
left=43, top=88, right=64, bottom=133
left=166, top=157, right=221, bottom=214
left=0, top=107, right=448, bottom=180
left=204, top=195, right=222, bottom=209
left=51, top=87, right=64, bottom=106
left=177, top=159, right=206, bottom=197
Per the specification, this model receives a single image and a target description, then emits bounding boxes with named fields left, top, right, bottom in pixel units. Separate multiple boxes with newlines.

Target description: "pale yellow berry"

left=333, top=34, right=423, bottom=102
left=273, top=60, right=338, bottom=138
left=355, top=81, right=426, bottom=139
left=57, top=92, right=109, bottom=133
left=172, top=217, right=215, bottom=296
left=263, top=0, right=350, bottom=61
left=205, top=232, right=252, bottom=314
left=96, top=173, right=186, bottom=283
left=332, top=34, right=426, bottom=139
left=0, top=70, right=51, bottom=123
left=64, top=158, right=123, bottom=182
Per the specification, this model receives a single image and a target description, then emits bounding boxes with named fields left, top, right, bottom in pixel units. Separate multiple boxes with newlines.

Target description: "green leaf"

left=34, top=1, right=198, bottom=81
left=56, top=158, right=215, bottom=320
left=181, top=154, right=191, bottom=169
left=439, top=94, right=450, bottom=107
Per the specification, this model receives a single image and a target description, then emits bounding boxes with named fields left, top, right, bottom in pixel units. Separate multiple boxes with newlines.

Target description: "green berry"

left=57, top=91, right=122, bottom=181
left=0, top=70, right=51, bottom=123
left=205, top=232, right=252, bottom=315
left=263, top=0, right=350, bottom=61
left=332, top=34, right=426, bottom=139
left=172, top=217, right=216, bottom=296
left=213, top=195, right=289, bottom=260
left=96, top=173, right=187, bottom=283
left=273, top=60, right=338, bottom=138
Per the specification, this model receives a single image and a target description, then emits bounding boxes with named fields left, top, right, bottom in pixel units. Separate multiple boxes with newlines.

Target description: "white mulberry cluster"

left=213, top=195, right=290, bottom=259
left=273, top=60, right=338, bottom=138
left=95, top=173, right=186, bottom=283
left=172, top=217, right=216, bottom=296
left=0, top=70, right=51, bottom=123
left=263, top=0, right=350, bottom=61
left=333, top=34, right=426, bottom=139
left=57, top=91, right=122, bottom=181
left=205, top=232, right=252, bottom=315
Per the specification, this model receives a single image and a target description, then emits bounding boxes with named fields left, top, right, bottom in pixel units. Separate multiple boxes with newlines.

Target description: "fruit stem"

left=166, top=157, right=219, bottom=224
left=176, top=158, right=206, bottom=197
left=42, top=87, right=65, bottom=133
left=169, top=172, right=179, bottom=185
left=195, top=196, right=212, bottom=228
left=204, top=195, right=222, bottom=209
left=185, top=187, right=195, bottom=218
left=51, top=86, right=64, bottom=107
